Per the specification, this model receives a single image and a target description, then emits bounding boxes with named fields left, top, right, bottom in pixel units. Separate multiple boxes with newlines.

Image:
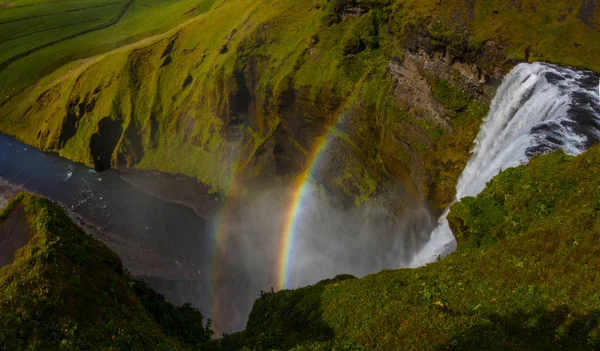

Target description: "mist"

left=0, top=127, right=436, bottom=336
left=211, top=181, right=435, bottom=335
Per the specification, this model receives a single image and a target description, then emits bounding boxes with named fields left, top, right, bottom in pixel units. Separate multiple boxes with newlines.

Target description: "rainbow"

left=209, top=119, right=342, bottom=331
left=276, top=129, right=337, bottom=290
left=208, top=201, right=228, bottom=330
left=208, top=164, right=242, bottom=336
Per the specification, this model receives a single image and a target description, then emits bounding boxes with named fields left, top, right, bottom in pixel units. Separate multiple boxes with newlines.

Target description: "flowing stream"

left=0, top=134, right=212, bottom=310
left=411, top=62, right=600, bottom=267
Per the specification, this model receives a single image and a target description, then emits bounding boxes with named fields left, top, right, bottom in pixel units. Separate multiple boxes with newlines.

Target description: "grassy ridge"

left=0, top=0, right=486, bottom=205
left=0, top=0, right=217, bottom=98
left=1, top=0, right=599, bottom=206
left=218, top=144, right=600, bottom=350
left=0, top=193, right=213, bottom=349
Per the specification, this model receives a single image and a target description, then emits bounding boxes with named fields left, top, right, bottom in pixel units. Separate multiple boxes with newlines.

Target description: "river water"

left=0, top=133, right=213, bottom=313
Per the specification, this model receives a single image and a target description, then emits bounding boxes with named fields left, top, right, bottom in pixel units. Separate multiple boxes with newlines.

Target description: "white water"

left=410, top=62, right=600, bottom=267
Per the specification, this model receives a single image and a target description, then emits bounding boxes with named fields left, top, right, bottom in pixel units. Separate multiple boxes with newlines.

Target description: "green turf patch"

left=0, top=0, right=218, bottom=96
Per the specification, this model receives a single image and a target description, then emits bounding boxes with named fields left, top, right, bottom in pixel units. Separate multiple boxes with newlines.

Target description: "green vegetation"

left=0, top=193, right=212, bottom=349
left=448, top=146, right=600, bottom=250
left=1, top=0, right=599, bottom=206
left=426, top=80, right=489, bottom=209
left=1, top=1, right=599, bottom=349
left=468, top=0, right=600, bottom=69
left=3, top=143, right=600, bottom=349
left=0, top=0, right=217, bottom=95
left=215, top=144, right=600, bottom=350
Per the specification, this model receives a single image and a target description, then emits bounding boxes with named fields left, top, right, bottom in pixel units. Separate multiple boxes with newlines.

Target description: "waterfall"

left=410, top=62, right=600, bottom=267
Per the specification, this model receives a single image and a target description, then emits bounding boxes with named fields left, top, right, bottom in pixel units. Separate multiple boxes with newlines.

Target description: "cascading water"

left=410, top=62, right=600, bottom=267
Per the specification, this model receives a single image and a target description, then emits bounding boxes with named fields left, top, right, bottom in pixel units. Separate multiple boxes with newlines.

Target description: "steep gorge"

left=1, top=0, right=600, bottom=347
left=5, top=0, right=598, bottom=210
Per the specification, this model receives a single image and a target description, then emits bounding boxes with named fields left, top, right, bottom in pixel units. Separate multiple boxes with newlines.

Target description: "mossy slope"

left=0, top=0, right=218, bottom=96
left=3, top=0, right=600, bottom=208
left=0, top=193, right=212, bottom=349
left=218, top=144, right=600, bottom=350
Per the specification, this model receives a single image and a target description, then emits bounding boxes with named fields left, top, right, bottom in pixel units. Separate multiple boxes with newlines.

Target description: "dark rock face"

left=0, top=205, right=30, bottom=268
left=161, top=36, right=177, bottom=58
left=90, top=117, right=123, bottom=171
left=272, top=84, right=335, bottom=180
left=59, top=95, right=97, bottom=148
left=228, top=71, right=252, bottom=120
left=578, top=0, right=599, bottom=31
left=59, top=104, right=79, bottom=148
left=116, top=120, right=145, bottom=167
left=182, top=74, right=194, bottom=89
left=161, top=55, right=172, bottom=67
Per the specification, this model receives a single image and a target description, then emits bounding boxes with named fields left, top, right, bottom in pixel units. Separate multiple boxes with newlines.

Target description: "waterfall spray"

left=410, top=62, right=600, bottom=267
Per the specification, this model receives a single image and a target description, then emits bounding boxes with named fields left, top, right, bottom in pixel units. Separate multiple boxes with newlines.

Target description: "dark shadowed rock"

left=0, top=204, right=30, bottom=268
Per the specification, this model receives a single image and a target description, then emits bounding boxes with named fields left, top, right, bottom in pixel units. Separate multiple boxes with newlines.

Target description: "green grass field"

left=0, top=1, right=600, bottom=349
left=0, top=0, right=217, bottom=98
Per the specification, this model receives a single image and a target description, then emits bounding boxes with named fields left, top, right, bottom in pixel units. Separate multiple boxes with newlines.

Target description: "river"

left=0, top=133, right=214, bottom=314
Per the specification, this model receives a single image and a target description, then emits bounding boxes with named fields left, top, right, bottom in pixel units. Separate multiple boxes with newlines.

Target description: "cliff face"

left=1, top=0, right=599, bottom=210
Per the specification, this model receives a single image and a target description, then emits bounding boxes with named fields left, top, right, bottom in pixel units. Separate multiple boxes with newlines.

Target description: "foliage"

left=448, top=146, right=600, bottom=250
left=215, top=144, right=600, bottom=350
left=133, top=280, right=213, bottom=347
left=0, top=193, right=212, bottom=350
left=2, top=0, right=599, bottom=206
left=430, top=79, right=470, bottom=115
left=425, top=79, right=489, bottom=209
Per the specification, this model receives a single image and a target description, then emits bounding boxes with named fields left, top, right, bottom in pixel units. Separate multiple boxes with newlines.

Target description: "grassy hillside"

left=2, top=0, right=599, bottom=209
left=0, top=193, right=212, bottom=349
left=217, top=143, right=600, bottom=350
left=0, top=0, right=217, bottom=96
left=1, top=3, right=599, bottom=348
